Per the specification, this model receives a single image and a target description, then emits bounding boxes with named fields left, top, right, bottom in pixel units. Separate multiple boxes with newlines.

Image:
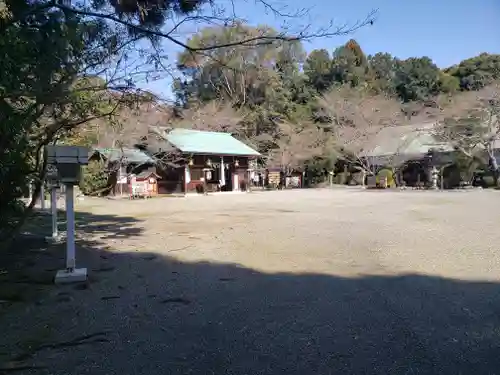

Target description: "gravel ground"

left=2, top=188, right=500, bottom=374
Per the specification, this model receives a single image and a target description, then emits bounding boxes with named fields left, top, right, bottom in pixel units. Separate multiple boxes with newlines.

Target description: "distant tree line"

left=170, top=24, right=499, bottom=178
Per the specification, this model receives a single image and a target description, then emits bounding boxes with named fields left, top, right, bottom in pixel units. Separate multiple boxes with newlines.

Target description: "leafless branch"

left=53, top=3, right=376, bottom=52
left=318, top=85, right=405, bottom=172
left=433, top=82, right=500, bottom=161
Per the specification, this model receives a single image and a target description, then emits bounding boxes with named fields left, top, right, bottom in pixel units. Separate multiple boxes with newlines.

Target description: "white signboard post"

left=45, top=145, right=89, bottom=284
left=40, top=183, right=46, bottom=211
left=46, top=164, right=61, bottom=242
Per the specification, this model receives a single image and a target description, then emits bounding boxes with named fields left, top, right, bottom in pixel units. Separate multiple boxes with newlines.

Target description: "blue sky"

left=138, top=0, right=500, bottom=99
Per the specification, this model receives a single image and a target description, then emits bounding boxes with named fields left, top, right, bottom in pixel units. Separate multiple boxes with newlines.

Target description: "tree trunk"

left=487, top=148, right=500, bottom=187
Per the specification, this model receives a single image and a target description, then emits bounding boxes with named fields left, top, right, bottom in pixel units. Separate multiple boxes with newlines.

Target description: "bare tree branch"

left=53, top=3, right=376, bottom=52
left=267, top=120, right=332, bottom=175
left=318, top=85, right=405, bottom=173
left=434, top=82, right=500, bottom=172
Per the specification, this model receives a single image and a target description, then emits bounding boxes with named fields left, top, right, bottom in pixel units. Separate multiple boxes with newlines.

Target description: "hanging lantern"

left=189, top=158, right=194, bottom=166
left=234, top=159, right=239, bottom=167
left=206, top=158, right=212, bottom=167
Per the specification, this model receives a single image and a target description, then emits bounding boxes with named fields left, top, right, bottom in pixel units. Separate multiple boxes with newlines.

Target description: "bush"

left=482, top=175, right=496, bottom=188
left=377, top=168, right=396, bottom=188
left=79, top=160, right=109, bottom=196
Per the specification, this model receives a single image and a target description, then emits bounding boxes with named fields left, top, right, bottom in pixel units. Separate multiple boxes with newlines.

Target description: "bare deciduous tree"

left=268, top=120, right=332, bottom=176
left=95, top=98, right=174, bottom=148
left=318, top=85, right=405, bottom=179
left=51, top=1, right=377, bottom=55
left=435, top=82, right=500, bottom=182
left=175, top=101, right=243, bottom=133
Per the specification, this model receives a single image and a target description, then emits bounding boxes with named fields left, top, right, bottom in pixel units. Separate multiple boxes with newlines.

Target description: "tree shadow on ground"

left=20, top=208, right=144, bottom=240
left=1, top=211, right=500, bottom=374
left=0, top=208, right=143, bottom=307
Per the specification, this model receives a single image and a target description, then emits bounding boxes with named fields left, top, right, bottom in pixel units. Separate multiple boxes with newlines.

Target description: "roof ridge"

left=94, top=146, right=143, bottom=152
left=171, top=128, right=233, bottom=135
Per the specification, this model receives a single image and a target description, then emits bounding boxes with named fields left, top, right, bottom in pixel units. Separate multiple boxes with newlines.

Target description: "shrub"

left=483, top=175, right=496, bottom=188
left=376, top=168, right=396, bottom=188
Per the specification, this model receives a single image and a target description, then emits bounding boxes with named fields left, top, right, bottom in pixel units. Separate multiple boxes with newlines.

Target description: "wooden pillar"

left=183, top=165, right=187, bottom=196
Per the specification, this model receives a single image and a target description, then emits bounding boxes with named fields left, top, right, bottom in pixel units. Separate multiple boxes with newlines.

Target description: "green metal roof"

left=165, top=128, right=260, bottom=157
left=92, top=147, right=154, bottom=164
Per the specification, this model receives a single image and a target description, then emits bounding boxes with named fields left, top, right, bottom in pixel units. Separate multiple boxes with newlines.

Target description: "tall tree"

left=268, top=120, right=334, bottom=176
left=0, top=3, right=138, bottom=238
left=331, top=39, right=369, bottom=87
left=437, top=71, right=460, bottom=94
left=446, top=53, right=500, bottom=91
left=174, top=23, right=315, bottom=155
left=393, top=57, right=441, bottom=102
left=367, top=52, right=397, bottom=94
left=304, top=49, right=333, bottom=93
left=175, top=23, right=305, bottom=106
left=436, top=83, right=500, bottom=184
left=317, top=85, right=405, bottom=178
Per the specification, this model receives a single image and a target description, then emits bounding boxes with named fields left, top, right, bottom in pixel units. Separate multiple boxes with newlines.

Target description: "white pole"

left=220, top=156, right=225, bottom=187
left=40, top=183, right=46, bottom=210
left=51, top=187, right=58, bottom=239
left=65, top=184, right=76, bottom=270
left=40, top=147, right=46, bottom=210
left=29, top=181, right=33, bottom=201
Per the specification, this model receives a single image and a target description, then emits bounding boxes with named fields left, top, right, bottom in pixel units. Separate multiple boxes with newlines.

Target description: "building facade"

left=140, top=127, right=261, bottom=194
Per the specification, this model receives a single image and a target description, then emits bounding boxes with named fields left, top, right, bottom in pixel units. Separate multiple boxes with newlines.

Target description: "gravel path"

left=2, top=189, right=500, bottom=374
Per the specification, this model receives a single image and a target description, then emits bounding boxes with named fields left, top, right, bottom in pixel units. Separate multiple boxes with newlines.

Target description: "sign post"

left=65, top=184, right=76, bottom=269
left=51, top=187, right=58, bottom=238
left=46, top=164, right=61, bottom=242
left=45, top=145, right=89, bottom=284
left=40, top=183, right=46, bottom=210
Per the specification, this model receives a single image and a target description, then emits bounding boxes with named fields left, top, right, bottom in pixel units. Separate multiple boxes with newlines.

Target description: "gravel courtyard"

left=2, top=188, right=500, bottom=374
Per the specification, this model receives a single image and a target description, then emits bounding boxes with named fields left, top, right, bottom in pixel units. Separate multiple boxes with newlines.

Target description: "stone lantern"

left=45, top=145, right=89, bottom=283
left=430, top=166, right=439, bottom=189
